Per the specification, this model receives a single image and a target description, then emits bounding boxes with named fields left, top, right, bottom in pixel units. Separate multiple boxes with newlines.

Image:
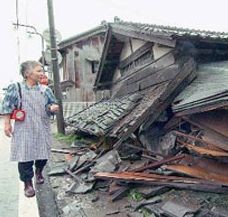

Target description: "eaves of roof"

left=58, top=25, right=107, bottom=50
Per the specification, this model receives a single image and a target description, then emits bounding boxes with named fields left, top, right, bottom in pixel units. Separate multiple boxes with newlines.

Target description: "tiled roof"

left=59, top=19, right=228, bottom=50
left=172, top=61, right=228, bottom=115
left=111, top=20, right=228, bottom=41
left=58, top=25, right=107, bottom=49
left=65, top=93, right=143, bottom=136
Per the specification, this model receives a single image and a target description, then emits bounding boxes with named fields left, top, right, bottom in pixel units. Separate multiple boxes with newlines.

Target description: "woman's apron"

left=10, top=84, right=51, bottom=162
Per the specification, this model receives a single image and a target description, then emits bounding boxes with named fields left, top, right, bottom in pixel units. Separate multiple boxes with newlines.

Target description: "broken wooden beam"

left=164, top=163, right=228, bottom=185
left=51, top=148, right=73, bottom=154
left=174, top=130, right=228, bottom=152
left=130, top=154, right=185, bottom=172
left=95, top=172, right=228, bottom=193
left=177, top=139, right=228, bottom=157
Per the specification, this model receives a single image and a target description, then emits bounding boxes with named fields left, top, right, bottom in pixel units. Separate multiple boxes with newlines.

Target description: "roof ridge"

left=113, top=19, right=228, bottom=36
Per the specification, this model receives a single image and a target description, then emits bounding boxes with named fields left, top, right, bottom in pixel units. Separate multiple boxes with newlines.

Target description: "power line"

left=25, top=0, right=28, bottom=27
left=15, top=0, right=21, bottom=65
left=16, top=0, right=19, bottom=27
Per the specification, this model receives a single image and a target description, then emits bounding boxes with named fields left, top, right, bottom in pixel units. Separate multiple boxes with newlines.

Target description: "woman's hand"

left=4, top=117, right=12, bottom=137
left=49, top=104, right=59, bottom=113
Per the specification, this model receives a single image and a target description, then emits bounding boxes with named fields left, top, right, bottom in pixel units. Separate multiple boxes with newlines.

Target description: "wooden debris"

left=51, top=148, right=73, bottom=154
left=182, top=117, right=228, bottom=152
left=130, top=154, right=185, bottom=172
left=95, top=171, right=228, bottom=193
left=177, top=140, right=228, bottom=157
left=111, top=186, right=130, bottom=202
left=112, top=57, right=196, bottom=149
left=65, top=168, right=82, bottom=183
left=174, top=130, right=228, bottom=152
left=165, top=164, right=228, bottom=185
left=138, top=186, right=170, bottom=199
left=73, top=162, right=95, bottom=175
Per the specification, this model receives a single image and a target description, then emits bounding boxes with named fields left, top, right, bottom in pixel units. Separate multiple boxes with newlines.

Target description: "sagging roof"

left=172, top=61, right=228, bottom=116
left=65, top=56, right=196, bottom=141
left=65, top=93, right=143, bottom=136
left=94, top=18, right=228, bottom=90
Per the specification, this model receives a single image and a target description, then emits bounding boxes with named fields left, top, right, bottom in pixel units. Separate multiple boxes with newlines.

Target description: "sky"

left=1, top=0, right=228, bottom=90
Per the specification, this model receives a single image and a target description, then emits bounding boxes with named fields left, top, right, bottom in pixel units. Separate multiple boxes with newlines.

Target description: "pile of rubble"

left=49, top=61, right=228, bottom=216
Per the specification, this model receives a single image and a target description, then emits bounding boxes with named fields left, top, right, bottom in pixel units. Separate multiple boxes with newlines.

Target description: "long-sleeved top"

left=1, top=81, right=57, bottom=116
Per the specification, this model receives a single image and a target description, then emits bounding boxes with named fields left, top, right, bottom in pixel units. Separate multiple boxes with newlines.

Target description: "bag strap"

left=17, top=82, right=22, bottom=109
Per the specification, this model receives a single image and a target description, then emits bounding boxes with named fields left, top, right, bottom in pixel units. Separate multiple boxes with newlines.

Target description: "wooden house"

left=65, top=19, right=228, bottom=149
left=58, top=25, right=106, bottom=103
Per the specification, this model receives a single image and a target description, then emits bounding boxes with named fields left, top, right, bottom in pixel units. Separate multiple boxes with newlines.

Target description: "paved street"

left=0, top=117, right=39, bottom=217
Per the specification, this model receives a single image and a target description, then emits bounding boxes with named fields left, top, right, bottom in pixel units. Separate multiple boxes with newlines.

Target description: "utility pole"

left=47, top=0, right=65, bottom=134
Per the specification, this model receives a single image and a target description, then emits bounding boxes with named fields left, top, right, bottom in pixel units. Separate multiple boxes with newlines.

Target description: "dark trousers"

left=18, top=160, right=47, bottom=182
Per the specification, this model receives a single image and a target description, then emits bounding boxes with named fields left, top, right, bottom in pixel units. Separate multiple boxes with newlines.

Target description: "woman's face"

left=26, top=65, right=44, bottom=82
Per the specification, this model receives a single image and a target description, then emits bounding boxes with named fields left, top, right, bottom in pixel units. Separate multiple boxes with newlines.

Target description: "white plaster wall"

left=120, top=40, right=131, bottom=61
left=153, top=43, right=173, bottom=59
left=132, top=39, right=146, bottom=51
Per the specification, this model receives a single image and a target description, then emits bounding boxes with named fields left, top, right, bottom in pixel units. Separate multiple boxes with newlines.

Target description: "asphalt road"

left=0, top=117, right=39, bottom=217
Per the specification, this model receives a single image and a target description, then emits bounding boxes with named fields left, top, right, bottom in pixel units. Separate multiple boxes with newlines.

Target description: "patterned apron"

left=10, top=84, right=51, bottom=162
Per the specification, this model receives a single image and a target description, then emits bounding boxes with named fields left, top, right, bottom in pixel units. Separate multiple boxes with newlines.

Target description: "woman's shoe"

left=35, top=168, right=44, bottom=184
left=24, top=180, right=35, bottom=197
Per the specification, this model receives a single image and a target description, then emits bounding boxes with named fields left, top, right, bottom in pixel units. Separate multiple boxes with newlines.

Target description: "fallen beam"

left=95, top=172, right=228, bottom=194
left=130, top=154, right=185, bottom=172
left=177, top=140, right=228, bottom=157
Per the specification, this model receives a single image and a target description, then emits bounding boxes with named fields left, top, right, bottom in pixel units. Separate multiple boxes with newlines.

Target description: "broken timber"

left=95, top=172, right=228, bottom=194
left=112, top=57, right=196, bottom=148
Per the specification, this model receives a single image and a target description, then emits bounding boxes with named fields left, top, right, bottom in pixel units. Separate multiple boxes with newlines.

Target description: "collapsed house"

left=65, top=19, right=228, bottom=148
left=51, top=19, right=228, bottom=216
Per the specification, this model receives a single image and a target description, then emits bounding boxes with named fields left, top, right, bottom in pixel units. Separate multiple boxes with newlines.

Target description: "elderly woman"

left=1, top=60, right=59, bottom=197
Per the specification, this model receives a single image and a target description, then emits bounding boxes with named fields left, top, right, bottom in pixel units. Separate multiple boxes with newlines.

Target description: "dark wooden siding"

left=112, top=52, right=175, bottom=97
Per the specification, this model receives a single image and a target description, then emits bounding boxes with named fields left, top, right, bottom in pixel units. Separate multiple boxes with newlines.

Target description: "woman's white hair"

left=20, top=60, right=42, bottom=79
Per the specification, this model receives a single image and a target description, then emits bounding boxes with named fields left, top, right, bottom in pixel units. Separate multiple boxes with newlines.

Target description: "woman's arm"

left=1, top=84, right=18, bottom=137
left=45, top=87, right=59, bottom=114
left=1, top=83, right=18, bottom=115
left=4, top=115, right=12, bottom=137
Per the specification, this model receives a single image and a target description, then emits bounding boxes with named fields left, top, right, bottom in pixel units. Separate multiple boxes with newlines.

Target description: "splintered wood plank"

left=94, top=171, right=228, bottom=193
left=165, top=164, right=228, bottom=185
left=177, top=140, right=228, bottom=157
left=95, top=171, right=208, bottom=184
left=183, top=117, right=228, bottom=151
left=130, top=154, right=185, bottom=172
left=174, top=130, right=228, bottom=152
